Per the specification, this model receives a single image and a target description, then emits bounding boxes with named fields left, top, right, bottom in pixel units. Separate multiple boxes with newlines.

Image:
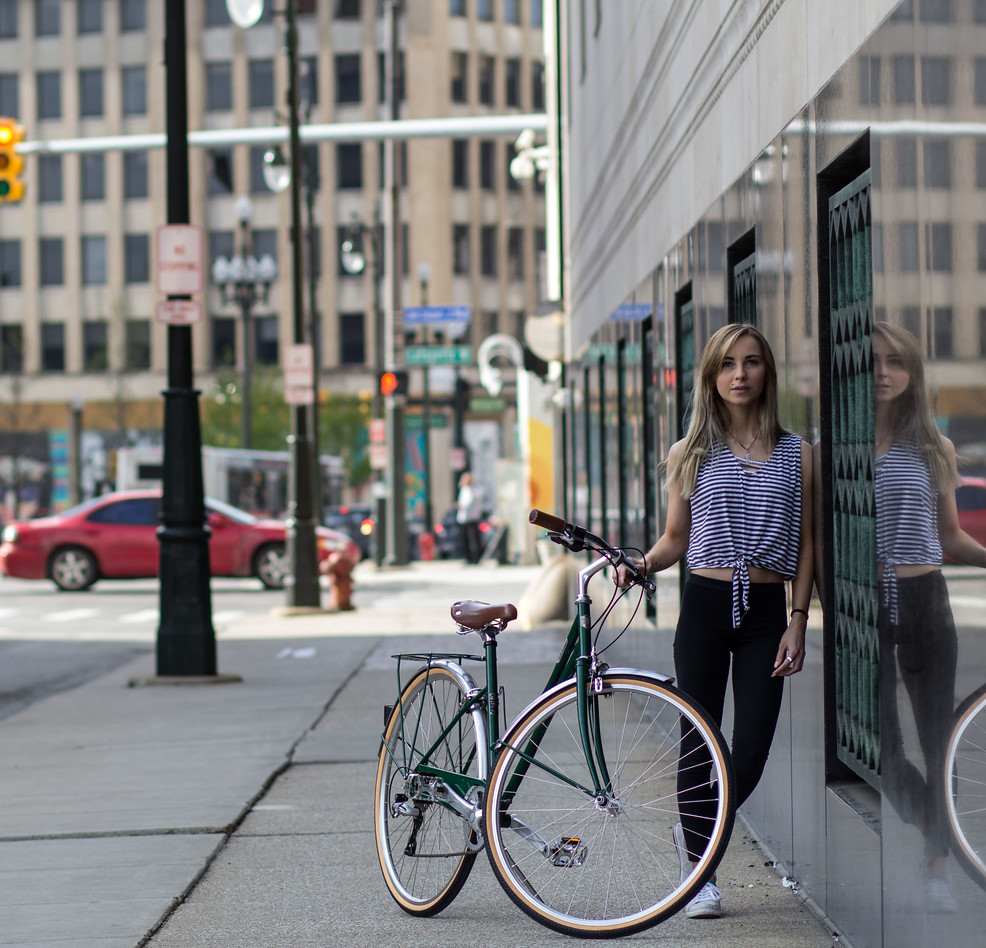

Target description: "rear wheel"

left=253, top=543, right=287, bottom=589
left=946, top=686, right=986, bottom=890
left=49, top=546, right=98, bottom=591
left=375, top=661, right=487, bottom=915
left=484, top=673, right=734, bottom=938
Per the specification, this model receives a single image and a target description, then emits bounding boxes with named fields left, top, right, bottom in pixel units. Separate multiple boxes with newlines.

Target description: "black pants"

left=674, top=575, right=787, bottom=861
left=460, top=520, right=482, bottom=563
left=879, top=570, right=957, bottom=862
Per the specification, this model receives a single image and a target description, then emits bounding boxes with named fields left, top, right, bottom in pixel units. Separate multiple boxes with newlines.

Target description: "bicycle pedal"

left=548, top=836, right=587, bottom=868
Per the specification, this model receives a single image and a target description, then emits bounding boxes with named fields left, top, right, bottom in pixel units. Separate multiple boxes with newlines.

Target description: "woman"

left=873, top=322, right=986, bottom=914
left=618, top=323, right=813, bottom=919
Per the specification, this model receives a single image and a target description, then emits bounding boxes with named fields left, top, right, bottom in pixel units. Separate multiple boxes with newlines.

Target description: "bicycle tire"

left=946, top=685, right=986, bottom=891
left=374, top=661, right=488, bottom=915
left=484, top=671, right=735, bottom=938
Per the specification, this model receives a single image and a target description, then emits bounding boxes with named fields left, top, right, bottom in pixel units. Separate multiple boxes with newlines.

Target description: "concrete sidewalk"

left=0, top=560, right=839, bottom=948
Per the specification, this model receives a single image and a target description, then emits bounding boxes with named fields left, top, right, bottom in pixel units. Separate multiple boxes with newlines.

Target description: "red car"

left=0, top=489, right=359, bottom=592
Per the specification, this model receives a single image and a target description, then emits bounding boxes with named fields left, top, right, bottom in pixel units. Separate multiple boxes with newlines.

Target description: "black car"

left=433, top=506, right=495, bottom=560
left=324, top=504, right=375, bottom=560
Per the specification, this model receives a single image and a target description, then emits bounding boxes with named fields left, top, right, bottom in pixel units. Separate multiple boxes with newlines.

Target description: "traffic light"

left=379, top=370, right=409, bottom=397
left=0, top=118, right=24, bottom=204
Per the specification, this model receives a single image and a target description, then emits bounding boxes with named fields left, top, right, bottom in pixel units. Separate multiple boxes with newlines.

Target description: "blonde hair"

left=668, top=323, right=786, bottom=497
left=873, top=321, right=958, bottom=492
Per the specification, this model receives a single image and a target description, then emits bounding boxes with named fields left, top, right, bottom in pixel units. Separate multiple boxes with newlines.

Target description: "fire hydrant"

left=322, top=551, right=355, bottom=611
left=417, top=530, right=436, bottom=561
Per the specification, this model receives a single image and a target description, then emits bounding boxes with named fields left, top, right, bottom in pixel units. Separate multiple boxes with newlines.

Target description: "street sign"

left=369, top=418, right=386, bottom=443
left=155, top=299, right=202, bottom=326
left=283, top=344, right=314, bottom=405
left=405, top=345, right=473, bottom=365
left=402, top=305, right=471, bottom=326
left=469, top=396, right=506, bottom=413
left=449, top=446, right=468, bottom=471
left=369, top=443, right=388, bottom=470
left=405, top=413, right=449, bottom=430
left=155, top=225, right=204, bottom=295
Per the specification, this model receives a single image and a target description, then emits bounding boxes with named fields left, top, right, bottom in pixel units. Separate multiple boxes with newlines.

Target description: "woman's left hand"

left=772, top=624, right=806, bottom=677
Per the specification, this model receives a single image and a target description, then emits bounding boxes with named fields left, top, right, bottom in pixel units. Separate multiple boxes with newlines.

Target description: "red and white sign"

left=155, top=225, right=204, bottom=295
left=369, top=443, right=388, bottom=470
left=369, top=419, right=386, bottom=444
left=155, top=299, right=202, bottom=326
left=283, top=344, right=314, bottom=405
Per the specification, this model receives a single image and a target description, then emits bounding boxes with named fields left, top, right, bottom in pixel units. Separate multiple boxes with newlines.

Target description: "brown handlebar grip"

left=529, top=509, right=568, bottom=532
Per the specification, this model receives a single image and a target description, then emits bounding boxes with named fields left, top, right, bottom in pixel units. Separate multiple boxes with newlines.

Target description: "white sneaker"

left=923, top=876, right=958, bottom=914
left=673, top=822, right=691, bottom=885
left=685, top=880, right=722, bottom=919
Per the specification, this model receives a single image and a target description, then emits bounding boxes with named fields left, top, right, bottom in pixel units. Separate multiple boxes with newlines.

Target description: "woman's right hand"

left=615, top=556, right=647, bottom=589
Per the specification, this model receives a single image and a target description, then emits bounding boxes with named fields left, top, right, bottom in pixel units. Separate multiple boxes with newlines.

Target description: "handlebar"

left=529, top=508, right=656, bottom=596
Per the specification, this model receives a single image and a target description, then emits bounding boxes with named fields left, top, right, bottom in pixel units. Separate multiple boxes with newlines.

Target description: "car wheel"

left=49, top=546, right=98, bottom=591
left=254, top=543, right=288, bottom=589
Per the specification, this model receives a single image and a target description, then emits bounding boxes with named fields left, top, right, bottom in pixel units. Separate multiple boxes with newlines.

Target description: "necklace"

left=729, top=426, right=761, bottom=462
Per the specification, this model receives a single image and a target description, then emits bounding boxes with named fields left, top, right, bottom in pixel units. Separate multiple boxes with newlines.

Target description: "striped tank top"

left=875, top=439, right=942, bottom=623
left=686, top=433, right=803, bottom=627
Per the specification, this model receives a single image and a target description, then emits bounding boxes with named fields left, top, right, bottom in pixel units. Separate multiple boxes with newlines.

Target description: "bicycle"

left=946, top=683, right=986, bottom=891
left=373, top=509, right=736, bottom=937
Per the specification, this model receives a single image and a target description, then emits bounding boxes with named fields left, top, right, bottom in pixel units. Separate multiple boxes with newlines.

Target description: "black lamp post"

left=416, top=263, right=434, bottom=540
left=211, top=195, right=277, bottom=450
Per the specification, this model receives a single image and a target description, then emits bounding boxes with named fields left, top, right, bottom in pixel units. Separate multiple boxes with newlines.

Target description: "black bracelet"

left=791, top=608, right=809, bottom=619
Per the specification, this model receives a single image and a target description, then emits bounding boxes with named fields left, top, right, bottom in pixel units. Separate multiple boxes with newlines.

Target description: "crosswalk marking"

left=44, top=608, right=99, bottom=623
left=118, top=609, right=160, bottom=624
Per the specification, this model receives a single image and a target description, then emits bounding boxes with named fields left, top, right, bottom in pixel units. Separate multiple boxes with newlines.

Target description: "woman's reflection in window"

left=874, top=322, right=986, bottom=914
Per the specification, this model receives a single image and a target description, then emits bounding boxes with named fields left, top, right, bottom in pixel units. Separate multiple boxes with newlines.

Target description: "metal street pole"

left=158, top=0, right=216, bottom=676
left=417, top=265, right=434, bottom=539
left=284, top=0, right=320, bottom=607
left=236, top=208, right=253, bottom=449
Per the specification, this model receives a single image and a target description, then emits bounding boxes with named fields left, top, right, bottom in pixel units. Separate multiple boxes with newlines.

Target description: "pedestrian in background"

left=456, top=472, right=484, bottom=564
left=617, top=322, right=814, bottom=919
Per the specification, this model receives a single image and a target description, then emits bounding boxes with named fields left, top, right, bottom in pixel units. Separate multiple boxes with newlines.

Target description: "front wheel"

left=49, top=546, right=98, bottom=591
left=946, top=686, right=986, bottom=890
left=484, top=672, right=734, bottom=938
left=253, top=543, right=287, bottom=589
left=374, top=661, right=488, bottom=916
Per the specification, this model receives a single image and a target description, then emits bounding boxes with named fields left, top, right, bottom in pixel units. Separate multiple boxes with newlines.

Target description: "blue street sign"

left=402, top=305, right=472, bottom=326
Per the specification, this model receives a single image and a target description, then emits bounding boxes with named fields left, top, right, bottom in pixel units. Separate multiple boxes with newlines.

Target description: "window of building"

left=480, top=225, right=497, bottom=276
left=78, top=0, right=101, bottom=32
left=507, top=227, right=524, bottom=280
left=925, top=221, right=952, bottom=271
left=506, top=146, right=521, bottom=191
left=976, top=0, right=986, bottom=22
left=252, top=229, right=278, bottom=266
left=336, top=53, right=361, bottom=103
left=892, top=55, right=915, bottom=104
left=532, top=61, right=545, bottom=110
left=79, top=68, right=103, bottom=117
left=975, top=58, right=986, bottom=107
left=376, top=140, right=407, bottom=189
left=206, top=0, right=230, bottom=26
left=121, top=66, right=146, bottom=116
left=121, top=0, right=145, bottom=31
left=376, top=50, right=405, bottom=103
left=125, top=320, right=151, bottom=370
left=249, top=145, right=270, bottom=194
left=899, top=221, right=919, bottom=271
left=480, top=140, right=496, bottom=190
left=337, top=143, right=363, bottom=189
left=532, top=0, right=543, bottom=26
left=83, top=320, right=108, bottom=371
left=124, top=151, right=149, bottom=199
left=977, top=224, right=986, bottom=272
left=924, top=139, right=950, bottom=188
left=451, top=139, right=469, bottom=188
left=921, top=56, right=950, bottom=106
left=35, top=0, right=59, bottom=36
left=125, top=233, right=150, bottom=283
left=450, top=0, right=466, bottom=16
left=255, top=315, right=278, bottom=366
left=38, top=154, right=62, bottom=202
left=302, top=55, right=319, bottom=105
left=0, top=325, right=23, bottom=372
left=479, top=56, right=495, bottom=105
left=978, top=141, right=986, bottom=188
left=40, top=239, right=63, bottom=286
left=339, top=313, right=366, bottom=364
left=919, top=0, right=952, bottom=21
left=505, top=58, right=521, bottom=107
left=41, top=322, right=64, bottom=371
left=0, top=73, right=17, bottom=115
left=206, top=62, right=233, bottom=111
left=891, top=0, right=914, bottom=18
left=37, top=71, right=61, bottom=120
left=82, top=235, right=108, bottom=285
left=930, top=307, right=953, bottom=357
left=0, top=239, right=20, bottom=287
left=477, top=0, right=492, bottom=20
left=451, top=51, right=467, bottom=103
left=0, top=0, right=17, bottom=38
left=80, top=153, right=105, bottom=201
left=248, top=59, right=275, bottom=110
left=871, top=222, right=884, bottom=272
left=453, top=224, right=470, bottom=274
left=336, top=0, right=360, bottom=17
left=210, top=230, right=235, bottom=264
left=859, top=56, right=880, bottom=106
left=504, top=0, right=520, bottom=23
left=897, top=138, right=917, bottom=187
left=212, top=317, right=236, bottom=366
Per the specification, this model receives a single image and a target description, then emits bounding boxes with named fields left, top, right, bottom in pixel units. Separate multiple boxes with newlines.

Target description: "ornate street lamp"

left=210, top=195, right=277, bottom=450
